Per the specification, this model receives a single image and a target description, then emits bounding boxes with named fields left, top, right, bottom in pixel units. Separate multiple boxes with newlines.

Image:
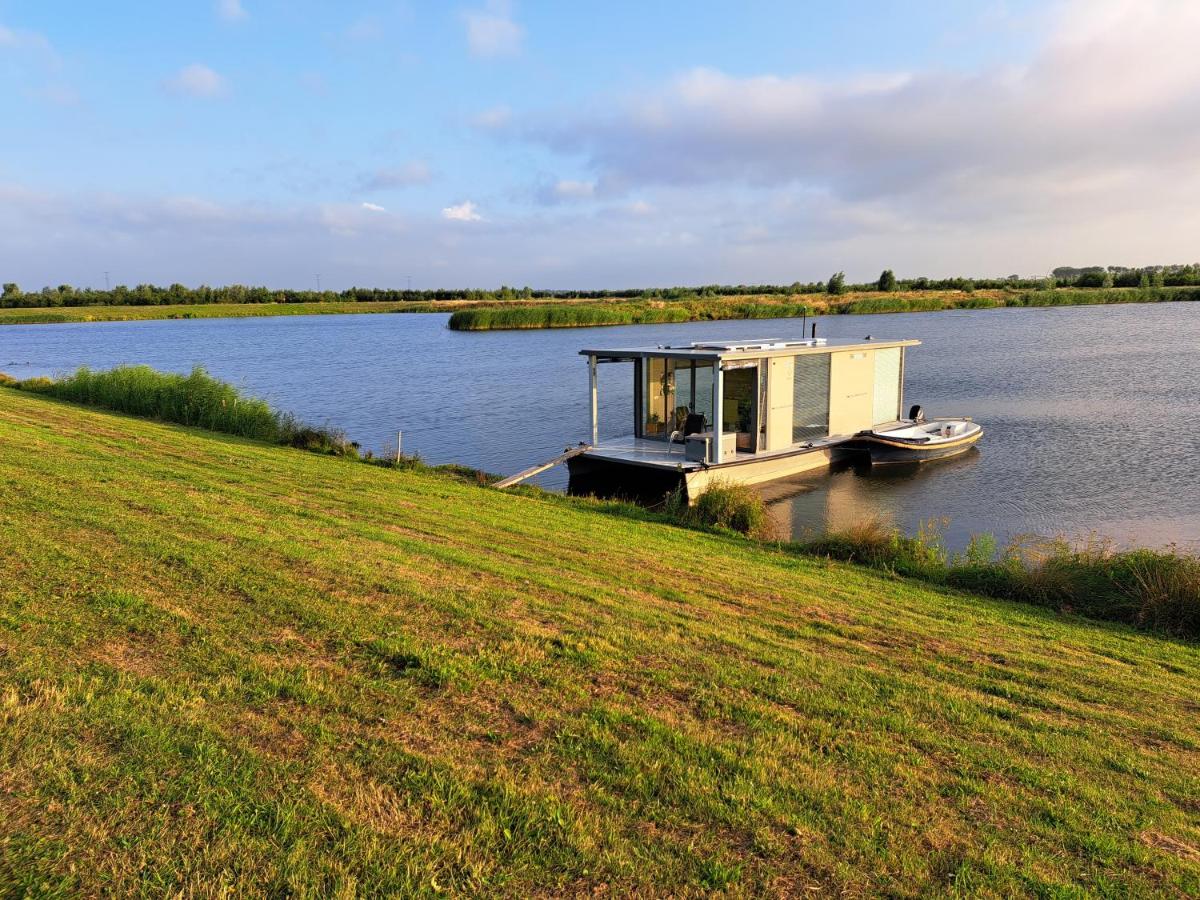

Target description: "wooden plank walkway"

left=494, top=444, right=591, bottom=489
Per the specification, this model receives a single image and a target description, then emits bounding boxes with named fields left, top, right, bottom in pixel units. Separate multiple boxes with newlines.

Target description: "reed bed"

left=447, top=300, right=815, bottom=331
left=15, top=365, right=355, bottom=455
left=797, top=520, right=1200, bottom=639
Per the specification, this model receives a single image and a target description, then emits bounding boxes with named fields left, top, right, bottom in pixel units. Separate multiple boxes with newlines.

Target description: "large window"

left=792, top=354, right=830, bottom=442
left=642, top=359, right=714, bottom=439
left=872, top=347, right=902, bottom=425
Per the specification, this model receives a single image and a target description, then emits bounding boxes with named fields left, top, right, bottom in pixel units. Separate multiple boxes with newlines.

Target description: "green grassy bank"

left=7, top=285, right=1199, bottom=330
left=1, top=389, right=1199, bottom=895
left=448, top=286, right=1200, bottom=331
left=0, top=300, right=441, bottom=325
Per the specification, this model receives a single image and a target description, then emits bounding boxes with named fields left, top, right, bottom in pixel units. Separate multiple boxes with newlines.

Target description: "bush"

left=663, top=480, right=774, bottom=538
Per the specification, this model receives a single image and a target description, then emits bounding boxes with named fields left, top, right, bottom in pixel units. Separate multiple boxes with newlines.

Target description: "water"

left=3, top=303, right=1199, bottom=551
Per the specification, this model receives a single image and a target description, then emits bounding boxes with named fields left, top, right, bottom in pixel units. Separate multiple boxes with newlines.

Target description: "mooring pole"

left=396, top=431, right=403, bottom=463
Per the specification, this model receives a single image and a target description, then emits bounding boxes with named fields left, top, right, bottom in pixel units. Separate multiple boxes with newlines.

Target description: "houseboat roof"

left=579, top=336, right=919, bottom=362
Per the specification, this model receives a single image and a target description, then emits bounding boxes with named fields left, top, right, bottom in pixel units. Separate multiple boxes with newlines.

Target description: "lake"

left=3, top=302, right=1198, bottom=551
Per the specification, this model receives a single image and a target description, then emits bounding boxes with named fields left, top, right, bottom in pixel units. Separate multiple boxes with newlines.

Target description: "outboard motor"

left=908, top=404, right=925, bottom=423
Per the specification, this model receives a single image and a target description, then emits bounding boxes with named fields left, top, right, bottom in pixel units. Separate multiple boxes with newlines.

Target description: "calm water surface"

left=4, top=303, right=1199, bottom=551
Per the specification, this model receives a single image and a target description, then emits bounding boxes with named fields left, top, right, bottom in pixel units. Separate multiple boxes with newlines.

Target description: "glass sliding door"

left=723, top=366, right=758, bottom=451
left=642, top=357, right=672, bottom=437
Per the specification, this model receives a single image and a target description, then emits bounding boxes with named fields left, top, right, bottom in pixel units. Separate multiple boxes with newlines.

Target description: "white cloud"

left=471, top=104, right=512, bottom=129
left=0, top=22, right=52, bottom=52
left=361, top=202, right=386, bottom=212
left=216, top=0, right=247, bottom=23
left=442, top=201, right=482, bottom=222
left=164, top=64, right=227, bottom=99
left=553, top=179, right=594, bottom=200
left=518, top=0, right=1200, bottom=237
left=359, top=162, right=432, bottom=191
left=461, top=1, right=524, bottom=58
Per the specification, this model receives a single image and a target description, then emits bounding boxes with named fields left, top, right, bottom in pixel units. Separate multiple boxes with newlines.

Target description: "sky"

left=2, top=0, right=1199, bottom=290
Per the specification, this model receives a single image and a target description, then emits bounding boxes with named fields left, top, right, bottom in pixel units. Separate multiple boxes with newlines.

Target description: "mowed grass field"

left=1, top=389, right=1199, bottom=896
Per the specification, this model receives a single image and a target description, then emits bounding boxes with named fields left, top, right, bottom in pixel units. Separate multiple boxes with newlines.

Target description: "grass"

left=663, top=480, right=776, bottom=539
left=800, top=521, right=1200, bottom=639
left=14, top=365, right=355, bottom=456
left=5, top=286, right=1199, bottom=330
left=447, top=300, right=816, bottom=330
left=448, top=286, right=1200, bottom=331
left=0, top=300, right=439, bottom=325
left=1, top=388, right=1199, bottom=894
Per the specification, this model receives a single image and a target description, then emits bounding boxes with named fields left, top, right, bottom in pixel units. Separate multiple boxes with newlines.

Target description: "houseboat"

left=566, top=335, right=980, bottom=499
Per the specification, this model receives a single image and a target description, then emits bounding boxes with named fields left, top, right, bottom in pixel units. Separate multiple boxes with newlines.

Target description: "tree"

left=1, top=283, right=19, bottom=298
left=1102, top=271, right=1114, bottom=288
left=1139, top=272, right=1151, bottom=290
left=1151, top=270, right=1165, bottom=289
left=877, top=269, right=897, bottom=292
left=826, top=272, right=846, bottom=295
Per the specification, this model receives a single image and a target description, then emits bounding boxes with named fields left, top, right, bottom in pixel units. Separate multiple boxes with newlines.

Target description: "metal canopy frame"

left=583, top=336, right=920, bottom=466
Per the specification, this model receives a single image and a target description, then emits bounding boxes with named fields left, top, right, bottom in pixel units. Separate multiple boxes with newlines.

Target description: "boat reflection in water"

left=762, top=447, right=984, bottom=540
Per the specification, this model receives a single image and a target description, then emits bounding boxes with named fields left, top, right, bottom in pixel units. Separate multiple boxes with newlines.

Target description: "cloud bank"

left=8, top=0, right=1200, bottom=289
left=519, top=0, right=1200, bottom=238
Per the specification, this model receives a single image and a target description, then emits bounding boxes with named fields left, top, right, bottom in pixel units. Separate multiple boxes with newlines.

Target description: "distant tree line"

left=4, top=263, right=1199, bottom=309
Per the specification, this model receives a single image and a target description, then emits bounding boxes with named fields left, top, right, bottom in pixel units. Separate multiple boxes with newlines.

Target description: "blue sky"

left=2, top=1, right=1199, bottom=289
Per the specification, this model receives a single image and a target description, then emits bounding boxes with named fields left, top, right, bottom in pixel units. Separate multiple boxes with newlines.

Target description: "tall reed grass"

left=15, top=365, right=355, bottom=455
left=799, top=520, right=1200, bottom=639
left=447, top=300, right=814, bottom=331
left=662, top=480, right=776, bottom=539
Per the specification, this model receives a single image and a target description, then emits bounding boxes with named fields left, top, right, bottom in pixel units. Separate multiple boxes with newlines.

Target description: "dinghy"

left=842, top=410, right=982, bottom=465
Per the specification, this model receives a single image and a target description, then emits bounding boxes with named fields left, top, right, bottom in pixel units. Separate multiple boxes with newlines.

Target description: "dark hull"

left=566, top=454, right=686, bottom=503
left=840, top=428, right=982, bottom=465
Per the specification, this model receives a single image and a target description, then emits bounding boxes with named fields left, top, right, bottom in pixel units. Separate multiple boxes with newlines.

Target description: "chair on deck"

left=668, top=412, right=707, bottom=451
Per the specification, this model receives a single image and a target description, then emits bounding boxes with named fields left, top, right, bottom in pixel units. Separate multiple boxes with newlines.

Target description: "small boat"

left=842, top=410, right=982, bottom=465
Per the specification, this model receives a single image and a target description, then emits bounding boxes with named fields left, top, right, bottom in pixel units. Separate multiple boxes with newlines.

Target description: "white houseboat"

left=566, top=335, right=980, bottom=499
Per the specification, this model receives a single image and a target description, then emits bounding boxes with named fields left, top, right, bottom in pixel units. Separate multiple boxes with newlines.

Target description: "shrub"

left=877, top=269, right=897, bottom=292
left=662, top=480, right=774, bottom=538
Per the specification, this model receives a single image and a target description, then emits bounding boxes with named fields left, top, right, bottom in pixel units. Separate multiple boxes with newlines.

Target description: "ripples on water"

left=3, top=302, right=1198, bottom=551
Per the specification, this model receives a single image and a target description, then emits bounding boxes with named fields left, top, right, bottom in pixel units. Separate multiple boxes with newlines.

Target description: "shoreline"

left=3, top=285, right=1198, bottom=328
